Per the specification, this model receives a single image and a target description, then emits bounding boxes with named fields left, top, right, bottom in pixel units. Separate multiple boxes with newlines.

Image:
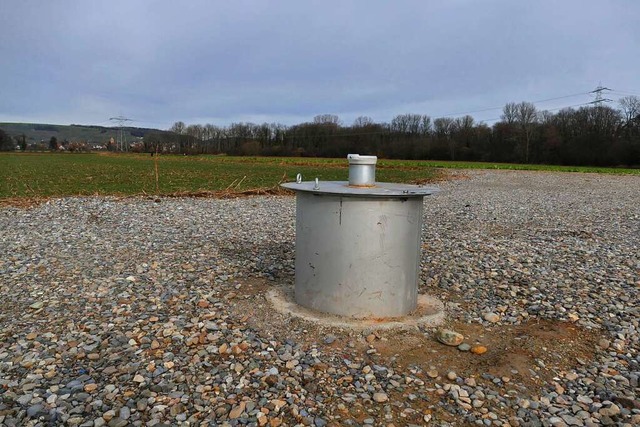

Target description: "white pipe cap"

left=347, top=154, right=377, bottom=165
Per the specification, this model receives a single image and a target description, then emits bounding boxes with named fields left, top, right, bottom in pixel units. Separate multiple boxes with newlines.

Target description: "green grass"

left=204, top=156, right=640, bottom=174
left=0, top=153, right=438, bottom=199
left=1, top=153, right=637, bottom=200
left=394, top=159, right=640, bottom=174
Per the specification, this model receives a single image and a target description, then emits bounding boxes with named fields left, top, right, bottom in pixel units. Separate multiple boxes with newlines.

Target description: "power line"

left=478, top=100, right=600, bottom=124
left=129, top=119, right=171, bottom=126
left=440, top=91, right=592, bottom=118
left=611, top=90, right=640, bottom=98
left=281, top=99, right=605, bottom=137
left=530, top=92, right=593, bottom=104
left=100, top=88, right=630, bottom=138
left=479, top=85, right=617, bottom=124
left=93, top=119, right=114, bottom=125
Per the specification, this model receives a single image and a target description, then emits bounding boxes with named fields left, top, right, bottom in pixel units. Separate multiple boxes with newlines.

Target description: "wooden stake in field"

left=154, top=144, right=160, bottom=194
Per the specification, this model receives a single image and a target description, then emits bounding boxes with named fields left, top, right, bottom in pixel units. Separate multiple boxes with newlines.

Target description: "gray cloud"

left=1, top=0, right=638, bottom=129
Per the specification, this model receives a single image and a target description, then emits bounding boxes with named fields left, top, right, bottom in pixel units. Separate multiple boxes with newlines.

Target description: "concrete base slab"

left=266, top=286, right=445, bottom=331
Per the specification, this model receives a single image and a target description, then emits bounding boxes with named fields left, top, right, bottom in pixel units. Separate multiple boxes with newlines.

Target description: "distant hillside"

left=0, top=122, right=163, bottom=145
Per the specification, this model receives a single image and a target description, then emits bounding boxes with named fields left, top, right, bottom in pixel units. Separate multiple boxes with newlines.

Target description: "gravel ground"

left=0, top=170, right=638, bottom=427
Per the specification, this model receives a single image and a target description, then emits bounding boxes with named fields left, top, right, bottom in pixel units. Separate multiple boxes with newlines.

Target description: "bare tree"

left=501, top=103, right=518, bottom=125
left=434, top=117, right=456, bottom=160
left=515, top=102, right=537, bottom=163
left=269, top=123, right=287, bottom=144
left=454, top=115, right=475, bottom=149
left=420, top=115, right=432, bottom=136
left=353, top=116, right=373, bottom=127
left=391, top=114, right=410, bottom=134
left=204, top=124, right=218, bottom=140
left=186, top=124, right=204, bottom=140
left=619, top=96, right=640, bottom=124
left=256, top=123, right=272, bottom=148
left=538, top=110, right=554, bottom=125
left=313, top=114, right=341, bottom=126
left=170, top=121, right=186, bottom=134
left=433, top=117, right=455, bottom=136
left=229, top=122, right=257, bottom=141
left=455, top=115, right=474, bottom=130
left=515, top=102, right=537, bottom=125
left=392, top=114, right=424, bottom=135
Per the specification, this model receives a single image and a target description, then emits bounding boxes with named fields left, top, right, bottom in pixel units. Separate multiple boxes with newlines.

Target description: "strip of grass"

left=0, top=153, right=438, bottom=199
left=206, top=156, right=640, bottom=174
left=395, top=160, right=640, bottom=174
left=1, top=153, right=637, bottom=200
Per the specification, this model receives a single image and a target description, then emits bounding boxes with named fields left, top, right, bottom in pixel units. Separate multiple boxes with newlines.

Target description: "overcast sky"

left=1, top=0, right=639, bottom=129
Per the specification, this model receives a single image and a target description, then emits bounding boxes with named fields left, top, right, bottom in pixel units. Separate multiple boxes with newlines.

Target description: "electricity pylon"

left=589, top=85, right=613, bottom=106
left=109, top=116, right=134, bottom=151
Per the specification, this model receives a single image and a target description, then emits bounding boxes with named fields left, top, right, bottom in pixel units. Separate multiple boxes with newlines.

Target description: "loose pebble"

left=436, top=329, right=464, bottom=346
left=470, top=345, right=488, bottom=355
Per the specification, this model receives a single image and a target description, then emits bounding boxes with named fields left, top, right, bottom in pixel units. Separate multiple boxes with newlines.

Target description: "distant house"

left=130, top=141, right=144, bottom=152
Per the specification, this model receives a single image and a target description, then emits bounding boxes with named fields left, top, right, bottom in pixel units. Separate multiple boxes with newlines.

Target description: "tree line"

left=4, top=97, right=638, bottom=167
left=143, top=97, right=640, bottom=167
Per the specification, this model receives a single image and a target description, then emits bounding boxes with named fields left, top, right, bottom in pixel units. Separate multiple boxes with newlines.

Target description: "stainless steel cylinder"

left=347, top=154, right=377, bottom=187
left=294, top=192, right=423, bottom=318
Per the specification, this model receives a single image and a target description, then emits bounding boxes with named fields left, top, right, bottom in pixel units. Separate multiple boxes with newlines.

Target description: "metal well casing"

left=293, top=191, right=424, bottom=318
left=347, top=154, right=377, bottom=186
